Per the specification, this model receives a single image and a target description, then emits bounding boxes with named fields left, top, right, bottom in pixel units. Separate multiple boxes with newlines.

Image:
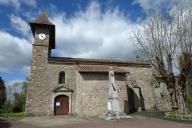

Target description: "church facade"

left=26, top=13, right=156, bottom=117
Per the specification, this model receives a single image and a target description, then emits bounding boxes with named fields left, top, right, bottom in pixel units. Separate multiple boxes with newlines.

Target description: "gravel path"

left=0, top=116, right=192, bottom=128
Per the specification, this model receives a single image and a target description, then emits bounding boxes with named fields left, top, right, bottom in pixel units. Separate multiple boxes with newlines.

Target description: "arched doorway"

left=54, top=95, right=69, bottom=115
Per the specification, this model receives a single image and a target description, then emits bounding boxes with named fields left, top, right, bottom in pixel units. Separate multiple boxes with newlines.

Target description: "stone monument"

left=104, top=67, right=132, bottom=120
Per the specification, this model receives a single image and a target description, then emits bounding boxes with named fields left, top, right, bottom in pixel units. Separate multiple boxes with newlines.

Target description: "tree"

left=0, top=77, right=6, bottom=109
left=134, top=11, right=178, bottom=110
left=12, top=81, right=28, bottom=112
left=177, top=1, right=192, bottom=111
left=134, top=0, right=192, bottom=113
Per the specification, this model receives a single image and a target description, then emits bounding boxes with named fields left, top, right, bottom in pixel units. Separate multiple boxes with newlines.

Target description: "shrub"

left=0, top=101, right=13, bottom=113
left=12, top=92, right=26, bottom=112
left=0, top=77, right=6, bottom=109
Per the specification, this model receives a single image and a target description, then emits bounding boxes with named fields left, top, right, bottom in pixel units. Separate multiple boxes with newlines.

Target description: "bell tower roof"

left=30, top=12, right=54, bottom=25
left=29, top=12, right=55, bottom=49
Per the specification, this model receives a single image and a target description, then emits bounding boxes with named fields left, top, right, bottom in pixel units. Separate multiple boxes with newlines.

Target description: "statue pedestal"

left=108, top=97, right=120, bottom=112
left=105, top=97, right=133, bottom=120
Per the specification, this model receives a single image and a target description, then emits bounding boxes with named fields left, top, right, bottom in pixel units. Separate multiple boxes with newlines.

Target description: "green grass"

left=134, top=111, right=192, bottom=124
left=165, top=111, right=192, bottom=120
left=0, top=112, right=25, bottom=119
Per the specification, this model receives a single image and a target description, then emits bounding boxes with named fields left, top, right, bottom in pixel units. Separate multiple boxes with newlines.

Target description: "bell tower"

left=30, top=12, right=55, bottom=57
left=26, top=12, right=55, bottom=116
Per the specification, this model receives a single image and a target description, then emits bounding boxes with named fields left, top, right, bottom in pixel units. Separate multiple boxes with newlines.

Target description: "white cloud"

left=21, top=0, right=36, bottom=7
left=0, top=0, right=182, bottom=74
left=133, top=0, right=176, bottom=13
left=7, top=79, right=25, bottom=86
left=10, top=15, right=31, bottom=36
left=0, top=0, right=20, bottom=8
left=51, top=2, right=136, bottom=60
left=0, top=31, right=32, bottom=72
left=0, top=0, right=36, bottom=9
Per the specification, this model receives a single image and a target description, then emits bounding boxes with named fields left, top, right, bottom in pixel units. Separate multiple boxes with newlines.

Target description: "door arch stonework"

left=51, top=86, right=73, bottom=116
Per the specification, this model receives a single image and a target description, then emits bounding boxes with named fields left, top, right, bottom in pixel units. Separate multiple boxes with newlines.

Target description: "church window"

left=58, top=71, right=65, bottom=84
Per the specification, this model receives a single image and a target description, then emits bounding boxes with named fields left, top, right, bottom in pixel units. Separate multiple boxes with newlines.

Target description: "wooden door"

left=54, top=95, right=69, bottom=115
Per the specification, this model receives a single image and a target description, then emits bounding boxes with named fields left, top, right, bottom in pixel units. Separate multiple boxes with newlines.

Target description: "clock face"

left=38, top=33, right=46, bottom=40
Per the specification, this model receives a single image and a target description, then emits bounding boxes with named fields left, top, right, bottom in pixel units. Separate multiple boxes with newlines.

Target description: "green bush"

left=146, top=105, right=157, bottom=112
left=165, top=111, right=192, bottom=120
left=13, top=92, right=26, bottom=112
left=165, top=111, right=176, bottom=118
left=0, top=101, right=13, bottom=113
left=0, top=77, right=6, bottom=109
left=0, top=82, right=27, bottom=113
left=187, top=96, right=192, bottom=104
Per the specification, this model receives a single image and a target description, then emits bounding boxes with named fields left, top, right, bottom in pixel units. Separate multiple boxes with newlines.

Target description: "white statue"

left=104, top=67, right=132, bottom=120
left=107, top=67, right=120, bottom=116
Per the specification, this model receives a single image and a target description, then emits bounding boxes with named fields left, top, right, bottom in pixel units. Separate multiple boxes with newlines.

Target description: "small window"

left=58, top=71, right=65, bottom=84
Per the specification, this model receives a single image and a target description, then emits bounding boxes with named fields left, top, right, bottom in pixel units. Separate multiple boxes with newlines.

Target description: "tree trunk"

left=176, top=77, right=187, bottom=114
left=185, top=76, right=192, bottom=111
left=167, top=74, right=178, bottom=110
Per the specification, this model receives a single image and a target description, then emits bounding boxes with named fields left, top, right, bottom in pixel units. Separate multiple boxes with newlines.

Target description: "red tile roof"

left=77, top=65, right=128, bottom=73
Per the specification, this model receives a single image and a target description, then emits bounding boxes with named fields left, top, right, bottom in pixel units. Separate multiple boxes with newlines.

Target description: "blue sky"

left=0, top=0, right=177, bottom=86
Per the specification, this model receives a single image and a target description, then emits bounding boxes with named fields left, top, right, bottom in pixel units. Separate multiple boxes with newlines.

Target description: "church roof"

left=48, top=57, right=151, bottom=68
left=30, top=12, right=54, bottom=25
left=77, top=65, right=128, bottom=73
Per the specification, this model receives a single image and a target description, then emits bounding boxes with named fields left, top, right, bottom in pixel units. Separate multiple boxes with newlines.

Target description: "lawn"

left=133, top=111, right=192, bottom=124
left=0, top=112, right=25, bottom=119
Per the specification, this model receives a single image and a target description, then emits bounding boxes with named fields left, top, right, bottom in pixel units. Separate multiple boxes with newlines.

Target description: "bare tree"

left=176, top=0, right=192, bottom=112
left=134, top=0, right=192, bottom=113
left=134, top=11, right=179, bottom=109
left=6, top=82, right=22, bottom=102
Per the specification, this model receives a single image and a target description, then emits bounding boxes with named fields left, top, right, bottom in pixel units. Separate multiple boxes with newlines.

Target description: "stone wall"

left=75, top=72, right=127, bottom=117
left=26, top=58, right=155, bottom=117
left=154, top=82, right=172, bottom=111
left=26, top=62, right=77, bottom=116
left=46, top=64, right=77, bottom=116
left=26, top=27, right=51, bottom=116
left=122, top=66, right=155, bottom=110
left=26, top=60, right=155, bottom=116
left=25, top=27, right=78, bottom=116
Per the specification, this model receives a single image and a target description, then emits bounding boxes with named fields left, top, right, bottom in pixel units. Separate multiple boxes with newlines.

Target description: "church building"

left=26, top=12, right=156, bottom=117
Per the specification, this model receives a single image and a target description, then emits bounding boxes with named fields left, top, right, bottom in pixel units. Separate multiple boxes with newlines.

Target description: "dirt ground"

left=0, top=115, right=192, bottom=128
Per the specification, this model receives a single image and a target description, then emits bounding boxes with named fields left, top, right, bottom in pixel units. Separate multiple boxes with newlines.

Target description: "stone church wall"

left=46, top=64, right=77, bottom=115
left=26, top=60, right=155, bottom=117
left=75, top=72, right=127, bottom=117
left=26, top=61, right=77, bottom=116
left=121, top=66, right=156, bottom=110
